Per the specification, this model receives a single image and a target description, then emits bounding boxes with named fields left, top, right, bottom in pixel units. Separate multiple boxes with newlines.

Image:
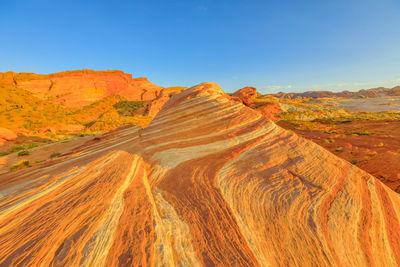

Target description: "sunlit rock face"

left=1, top=83, right=400, bottom=266
left=232, top=86, right=257, bottom=106
left=0, top=70, right=162, bottom=107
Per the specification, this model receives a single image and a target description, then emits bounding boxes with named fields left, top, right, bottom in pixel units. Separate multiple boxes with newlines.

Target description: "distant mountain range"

left=269, top=86, right=400, bottom=99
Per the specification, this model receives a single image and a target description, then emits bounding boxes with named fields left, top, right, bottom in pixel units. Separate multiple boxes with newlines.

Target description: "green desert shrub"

left=25, top=143, right=38, bottom=149
left=10, top=160, right=30, bottom=171
left=0, top=151, right=10, bottom=157
left=324, top=137, right=335, bottom=143
left=349, top=155, right=358, bottom=165
left=50, top=152, right=61, bottom=159
left=11, top=145, right=25, bottom=152
left=334, top=147, right=344, bottom=152
left=352, top=131, right=372, bottom=136
left=18, top=150, right=30, bottom=156
left=113, top=101, right=144, bottom=116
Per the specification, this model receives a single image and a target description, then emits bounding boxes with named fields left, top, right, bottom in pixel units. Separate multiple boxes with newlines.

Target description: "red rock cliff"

left=0, top=70, right=163, bottom=107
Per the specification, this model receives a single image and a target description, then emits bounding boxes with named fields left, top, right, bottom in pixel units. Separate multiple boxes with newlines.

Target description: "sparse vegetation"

left=25, top=143, right=38, bottom=149
left=349, top=155, right=358, bottom=165
left=0, top=151, right=10, bottom=156
left=50, top=152, right=61, bottom=159
left=0, top=86, right=152, bottom=143
left=12, top=146, right=25, bottom=152
left=352, top=131, right=372, bottom=136
left=10, top=160, right=30, bottom=171
left=113, top=101, right=144, bottom=116
left=18, top=150, right=30, bottom=156
left=12, top=143, right=38, bottom=152
left=324, top=137, right=335, bottom=143
left=334, top=147, right=344, bottom=152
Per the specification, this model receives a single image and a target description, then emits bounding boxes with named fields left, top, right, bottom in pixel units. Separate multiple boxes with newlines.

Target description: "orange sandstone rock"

left=0, top=83, right=400, bottom=266
left=255, top=102, right=282, bottom=121
left=232, top=86, right=257, bottom=106
left=144, top=88, right=183, bottom=117
left=0, top=70, right=163, bottom=107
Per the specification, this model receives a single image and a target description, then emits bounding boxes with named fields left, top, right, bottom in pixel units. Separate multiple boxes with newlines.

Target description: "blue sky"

left=1, top=0, right=400, bottom=93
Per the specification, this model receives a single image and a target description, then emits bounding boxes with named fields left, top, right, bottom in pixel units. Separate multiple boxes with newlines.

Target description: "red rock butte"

left=0, top=70, right=163, bottom=107
left=0, top=83, right=400, bottom=266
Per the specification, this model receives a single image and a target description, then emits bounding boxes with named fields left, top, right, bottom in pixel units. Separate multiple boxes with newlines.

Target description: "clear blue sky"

left=1, top=0, right=400, bottom=93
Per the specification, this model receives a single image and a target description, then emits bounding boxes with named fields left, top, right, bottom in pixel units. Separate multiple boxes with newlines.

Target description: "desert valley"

left=0, top=70, right=400, bottom=265
left=2, top=0, right=400, bottom=266
left=1, top=70, right=399, bottom=192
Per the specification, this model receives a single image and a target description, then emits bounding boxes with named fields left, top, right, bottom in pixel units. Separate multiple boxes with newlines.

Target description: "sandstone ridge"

left=1, top=83, right=400, bottom=266
left=0, top=70, right=163, bottom=107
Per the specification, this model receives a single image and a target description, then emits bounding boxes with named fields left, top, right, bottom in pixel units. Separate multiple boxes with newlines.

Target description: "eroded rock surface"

left=1, top=83, right=400, bottom=266
left=232, top=86, right=257, bottom=106
left=0, top=70, right=162, bottom=107
left=144, top=88, right=182, bottom=117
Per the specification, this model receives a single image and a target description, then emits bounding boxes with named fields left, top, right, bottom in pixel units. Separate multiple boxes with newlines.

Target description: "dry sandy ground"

left=309, top=96, right=400, bottom=112
left=279, top=119, right=400, bottom=192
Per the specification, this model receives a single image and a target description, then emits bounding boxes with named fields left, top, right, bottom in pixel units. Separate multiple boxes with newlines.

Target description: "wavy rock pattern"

left=1, top=83, right=400, bottom=266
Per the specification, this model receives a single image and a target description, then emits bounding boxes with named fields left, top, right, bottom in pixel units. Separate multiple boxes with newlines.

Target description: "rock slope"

left=0, top=70, right=162, bottom=107
left=1, top=83, right=400, bottom=266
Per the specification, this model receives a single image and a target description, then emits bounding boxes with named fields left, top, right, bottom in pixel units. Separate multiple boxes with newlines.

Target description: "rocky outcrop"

left=0, top=70, right=163, bottom=107
left=1, top=83, right=400, bottom=266
left=232, top=86, right=257, bottom=106
left=0, top=128, right=17, bottom=146
left=144, top=88, right=183, bottom=117
left=232, top=87, right=283, bottom=121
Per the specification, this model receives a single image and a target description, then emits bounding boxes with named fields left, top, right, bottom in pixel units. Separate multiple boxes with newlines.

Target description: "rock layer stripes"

left=1, top=82, right=400, bottom=266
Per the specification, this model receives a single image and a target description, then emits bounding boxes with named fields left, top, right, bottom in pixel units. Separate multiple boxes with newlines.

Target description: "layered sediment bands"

left=1, top=83, right=400, bottom=266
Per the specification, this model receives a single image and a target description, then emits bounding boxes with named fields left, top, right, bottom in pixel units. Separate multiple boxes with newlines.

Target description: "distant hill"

left=269, top=86, right=400, bottom=99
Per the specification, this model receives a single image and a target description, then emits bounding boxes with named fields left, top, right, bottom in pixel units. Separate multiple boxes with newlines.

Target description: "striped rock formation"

left=1, top=83, right=400, bottom=266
